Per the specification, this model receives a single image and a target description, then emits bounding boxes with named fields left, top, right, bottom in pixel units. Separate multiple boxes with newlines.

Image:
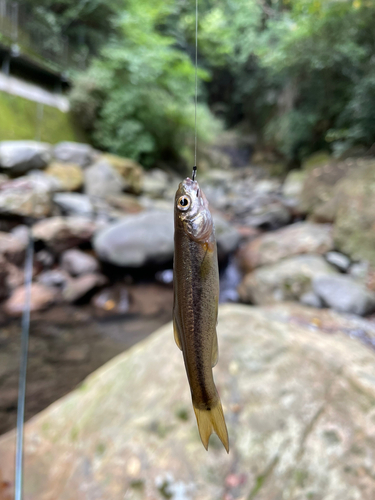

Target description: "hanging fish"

left=173, top=177, right=229, bottom=453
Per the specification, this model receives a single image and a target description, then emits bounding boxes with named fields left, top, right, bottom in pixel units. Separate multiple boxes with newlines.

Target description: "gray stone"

left=53, top=193, right=94, bottom=217
left=94, top=210, right=174, bottom=267
left=238, top=254, right=338, bottom=305
left=239, top=222, right=333, bottom=271
left=37, top=269, right=70, bottom=288
left=84, top=160, right=124, bottom=198
left=325, top=251, right=351, bottom=272
left=0, top=176, right=52, bottom=218
left=3, top=304, right=375, bottom=499
left=350, top=261, right=370, bottom=281
left=53, top=142, right=94, bottom=167
left=212, top=213, right=241, bottom=258
left=62, top=273, right=107, bottom=302
left=242, top=201, right=291, bottom=230
left=61, top=249, right=99, bottom=276
left=0, top=231, right=27, bottom=264
left=0, top=141, right=51, bottom=174
left=300, top=291, right=323, bottom=308
left=142, top=168, right=170, bottom=198
left=313, top=275, right=375, bottom=316
left=32, top=217, right=97, bottom=253
left=10, top=225, right=30, bottom=247
left=26, top=169, right=63, bottom=192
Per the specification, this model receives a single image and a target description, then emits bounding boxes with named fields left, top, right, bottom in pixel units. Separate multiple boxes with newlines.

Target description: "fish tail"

left=193, top=400, right=229, bottom=453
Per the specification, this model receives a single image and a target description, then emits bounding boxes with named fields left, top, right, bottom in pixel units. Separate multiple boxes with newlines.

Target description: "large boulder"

left=238, top=254, right=338, bottom=305
left=313, top=275, right=375, bottom=316
left=2, top=304, right=375, bottom=499
left=299, top=159, right=354, bottom=220
left=0, top=141, right=51, bottom=174
left=53, top=142, right=94, bottom=167
left=94, top=210, right=174, bottom=267
left=44, top=162, right=84, bottom=191
left=0, top=176, right=52, bottom=217
left=239, top=221, right=333, bottom=271
left=101, top=154, right=143, bottom=194
left=333, top=160, right=375, bottom=267
left=84, top=160, right=124, bottom=199
left=32, top=217, right=97, bottom=253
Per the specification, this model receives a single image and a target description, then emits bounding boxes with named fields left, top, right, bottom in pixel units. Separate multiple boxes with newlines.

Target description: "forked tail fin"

left=193, top=400, right=229, bottom=453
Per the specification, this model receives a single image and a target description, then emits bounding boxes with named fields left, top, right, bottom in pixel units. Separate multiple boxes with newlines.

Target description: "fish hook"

left=192, top=165, right=197, bottom=181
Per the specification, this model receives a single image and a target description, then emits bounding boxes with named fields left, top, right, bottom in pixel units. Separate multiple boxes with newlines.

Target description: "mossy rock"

left=0, top=92, right=86, bottom=144
left=333, top=159, right=375, bottom=267
left=302, top=151, right=331, bottom=171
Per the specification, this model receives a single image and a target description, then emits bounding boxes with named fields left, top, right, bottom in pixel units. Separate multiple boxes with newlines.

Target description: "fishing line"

left=15, top=231, right=34, bottom=500
left=192, top=0, right=198, bottom=182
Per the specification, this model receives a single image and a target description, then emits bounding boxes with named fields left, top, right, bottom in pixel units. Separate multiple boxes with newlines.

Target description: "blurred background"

left=1, top=0, right=375, bottom=498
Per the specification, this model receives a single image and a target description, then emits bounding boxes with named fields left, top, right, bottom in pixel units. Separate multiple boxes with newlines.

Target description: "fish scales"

left=173, top=177, right=229, bottom=452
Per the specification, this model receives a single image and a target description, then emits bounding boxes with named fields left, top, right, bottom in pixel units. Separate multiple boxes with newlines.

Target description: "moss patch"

left=0, top=91, right=86, bottom=143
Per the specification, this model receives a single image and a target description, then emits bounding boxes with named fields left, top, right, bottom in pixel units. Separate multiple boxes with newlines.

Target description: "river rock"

left=37, top=269, right=71, bottom=289
left=53, top=142, right=94, bottom=167
left=0, top=141, right=51, bottom=174
left=61, top=249, right=99, bottom=276
left=0, top=177, right=52, bottom=218
left=53, top=193, right=94, bottom=217
left=101, top=154, right=143, bottom=194
left=282, top=169, right=307, bottom=201
left=325, top=251, right=351, bottom=272
left=213, top=213, right=241, bottom=259
left=238, top=254, right=337, bottom=305
left=299, top=159, right=354, bottom=220
left=300, top=291, right=323, bottom=308
left=45, top=162, right=84, bottom=191
left=26, top=170, right=63, bottom=192
left=313, top=275, right=375, bottom=316
left=239, top=222, right=333, bottom=271
left=242, top=201, right=291, bottom=230
left=32, top=217, right=96, bottom=253
left=94, top=210, right=174, bottom=267
left=142, top=168, right=171, bottom=198
left=62, top=273, right=107, bottom=302
left=0, top=231, right=26, bottom=264
left=333, top=159, right=375, bottom=267
left=3, top=283, right=56, bottom=316
left=2, top=304, right=375, bottom=499
left=84, top=160, right=124, bottom=198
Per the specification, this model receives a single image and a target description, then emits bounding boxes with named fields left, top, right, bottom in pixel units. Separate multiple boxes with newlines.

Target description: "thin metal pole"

left=14, top=233, right=34, bottom=500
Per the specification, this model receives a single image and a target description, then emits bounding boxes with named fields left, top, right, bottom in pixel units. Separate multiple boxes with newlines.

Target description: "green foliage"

left=70, top=0, right=219, bottom=167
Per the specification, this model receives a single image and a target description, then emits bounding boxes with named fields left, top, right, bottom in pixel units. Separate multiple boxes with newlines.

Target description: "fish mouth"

left=180, top=177, right=198, bottom=192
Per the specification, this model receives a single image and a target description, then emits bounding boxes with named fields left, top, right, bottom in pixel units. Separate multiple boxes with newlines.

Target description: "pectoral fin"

left=173, top=318, right=182, bottom=351
left=211, top=332, right=218, bottom=367
left=211, top=297, right=219, bottom=367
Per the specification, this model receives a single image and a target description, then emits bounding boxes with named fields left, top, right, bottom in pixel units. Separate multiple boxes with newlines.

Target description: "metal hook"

left=192, top=165, right=197, bottom=181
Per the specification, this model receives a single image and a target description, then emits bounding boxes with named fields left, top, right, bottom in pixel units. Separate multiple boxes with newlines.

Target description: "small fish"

left=173, top=177, right=229, bottom=453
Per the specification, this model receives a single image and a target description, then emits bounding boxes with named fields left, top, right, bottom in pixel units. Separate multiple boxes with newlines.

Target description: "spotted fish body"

left=173, top=177, right=229, bottom=452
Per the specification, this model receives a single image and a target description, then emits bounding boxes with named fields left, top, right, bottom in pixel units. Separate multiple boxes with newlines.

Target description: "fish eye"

left=177, top=195, right=191, bottom=211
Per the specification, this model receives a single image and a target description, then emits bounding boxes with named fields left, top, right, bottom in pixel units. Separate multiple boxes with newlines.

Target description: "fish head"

left=174, top=177, right=214, bottom=242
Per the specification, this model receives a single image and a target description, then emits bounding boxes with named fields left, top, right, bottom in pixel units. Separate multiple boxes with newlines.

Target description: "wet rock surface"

left=2, top=304, right=375, bottom=499
left=53, top=141, right=94, bottom=167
